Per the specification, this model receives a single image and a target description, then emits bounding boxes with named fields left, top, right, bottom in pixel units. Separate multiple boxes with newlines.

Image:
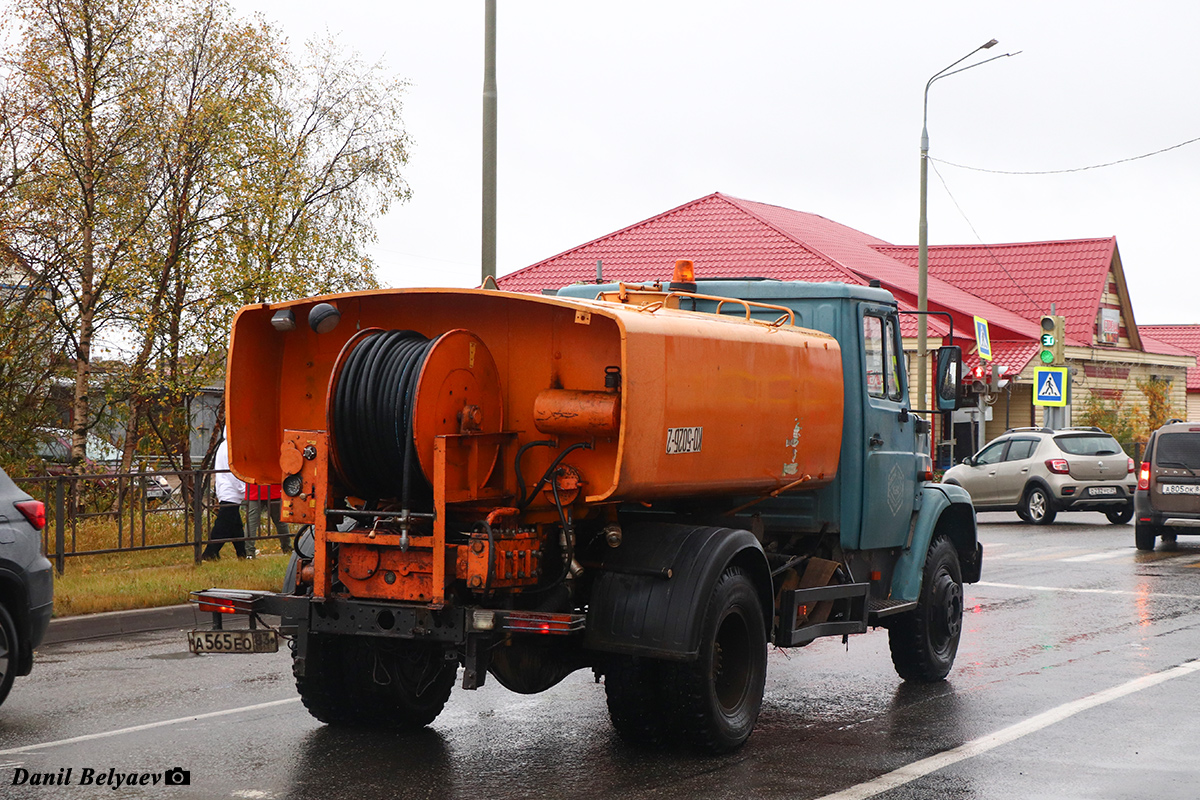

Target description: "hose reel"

left=328, top=328, right=503, bottom=504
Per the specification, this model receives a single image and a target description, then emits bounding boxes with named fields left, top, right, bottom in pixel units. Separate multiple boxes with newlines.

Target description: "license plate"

left=188, top=629, right=279, bottom=654
left=1162, top=484, right=1200, bottom=495
left=1089, top=486, right=1118, bottom=496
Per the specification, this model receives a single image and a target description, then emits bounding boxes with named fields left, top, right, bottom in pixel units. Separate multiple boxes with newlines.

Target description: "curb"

left=44, top=605, right=203, bottom=645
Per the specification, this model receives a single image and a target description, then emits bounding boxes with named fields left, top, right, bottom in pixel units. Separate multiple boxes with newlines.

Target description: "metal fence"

left=13, top=469, right=280, bottom=574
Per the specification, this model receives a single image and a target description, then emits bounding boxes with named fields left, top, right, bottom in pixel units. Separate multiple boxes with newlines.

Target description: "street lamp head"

left=982, top=39, right=998, bottom=49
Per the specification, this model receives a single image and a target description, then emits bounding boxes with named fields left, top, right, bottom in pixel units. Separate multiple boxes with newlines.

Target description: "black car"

left=0, top=466, right=54, bottom=706
left=1135, top=420, right=1200, bottom=550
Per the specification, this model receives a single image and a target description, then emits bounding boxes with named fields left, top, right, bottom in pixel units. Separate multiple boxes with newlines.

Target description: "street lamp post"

left=917, top=39, right=1016, bottom=411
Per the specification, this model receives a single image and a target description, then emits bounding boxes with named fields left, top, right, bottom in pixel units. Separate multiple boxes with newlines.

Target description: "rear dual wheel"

left=296, top=634, right=456, bottom=729
left=604, top=566, right=767, bottom=753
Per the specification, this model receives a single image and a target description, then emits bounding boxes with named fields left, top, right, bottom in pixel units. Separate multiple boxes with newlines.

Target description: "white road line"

left=1060, top=548, right=1136, bottom=563
left=0, top=698, right=300, bottom=756
left=815, top=659, right=1200, bottom=800
left=974, top=580, right=1200, bottom=600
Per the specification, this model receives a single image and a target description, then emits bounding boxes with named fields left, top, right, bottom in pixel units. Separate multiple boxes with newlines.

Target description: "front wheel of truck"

left=663, top=566, right=767, bottom=753
left=296, top=634, right=456, bottom=729
left=888, top=536, right=963, bottom=682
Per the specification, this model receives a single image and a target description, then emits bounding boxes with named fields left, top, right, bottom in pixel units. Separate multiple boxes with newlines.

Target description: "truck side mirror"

left=935, top=346, right=963, bottom=411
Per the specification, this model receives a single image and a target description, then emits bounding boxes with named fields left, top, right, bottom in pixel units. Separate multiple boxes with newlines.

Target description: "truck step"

left=866, top=598, right=918, bottom=624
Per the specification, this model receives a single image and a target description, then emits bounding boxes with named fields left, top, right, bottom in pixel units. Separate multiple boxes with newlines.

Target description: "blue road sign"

left=1034, top=367, right=1068, bottom=407
left=974, top=316, right=992, bottom=361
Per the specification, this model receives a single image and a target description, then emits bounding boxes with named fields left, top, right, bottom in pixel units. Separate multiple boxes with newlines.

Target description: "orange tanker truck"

left=190, top=263, right=979, bottom=753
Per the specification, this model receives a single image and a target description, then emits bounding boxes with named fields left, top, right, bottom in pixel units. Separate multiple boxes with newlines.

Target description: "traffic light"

left=1039, top=315, right=1065, bottom=365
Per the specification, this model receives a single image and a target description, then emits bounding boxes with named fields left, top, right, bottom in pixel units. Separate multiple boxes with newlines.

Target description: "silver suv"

left=1134, top=420, right=1200, bottom=550
left=943, top=427, right=1136, bottom=525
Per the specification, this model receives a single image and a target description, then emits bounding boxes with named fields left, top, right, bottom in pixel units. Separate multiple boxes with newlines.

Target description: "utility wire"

left=931, top=134, right=1200, bottom=175
left=928, top=159, right=1044, bottom=317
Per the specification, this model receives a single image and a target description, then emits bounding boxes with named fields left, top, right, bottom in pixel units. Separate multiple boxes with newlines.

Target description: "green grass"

left=53, top=552, right=291, bottom=617
left=50, top=511, right=296, bottom=617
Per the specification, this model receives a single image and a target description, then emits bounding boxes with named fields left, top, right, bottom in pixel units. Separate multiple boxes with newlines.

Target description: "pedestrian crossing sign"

left=974, top=316, right=992, bottom=361
left=1034, top=367, right=1068, bottom=407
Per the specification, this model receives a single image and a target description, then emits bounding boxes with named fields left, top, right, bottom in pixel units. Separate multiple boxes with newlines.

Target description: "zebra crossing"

left=982, top=540, right=1200, bottom=567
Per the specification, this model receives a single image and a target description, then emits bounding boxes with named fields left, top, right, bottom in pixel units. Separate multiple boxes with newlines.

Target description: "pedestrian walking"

left=202, top=436, right=248, bottom=560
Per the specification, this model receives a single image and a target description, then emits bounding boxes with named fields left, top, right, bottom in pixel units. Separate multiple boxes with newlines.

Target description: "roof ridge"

left=875, top=236, right=1117, bottom=251
left=714, top=195, right=868, bottom=285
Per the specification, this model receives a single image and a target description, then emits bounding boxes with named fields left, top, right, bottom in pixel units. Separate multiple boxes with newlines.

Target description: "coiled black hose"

left=332, top=329, right=435, bottom=503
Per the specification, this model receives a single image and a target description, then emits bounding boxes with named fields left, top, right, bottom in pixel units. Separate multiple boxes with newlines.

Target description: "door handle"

left=869, top=434, right=884, bottom=448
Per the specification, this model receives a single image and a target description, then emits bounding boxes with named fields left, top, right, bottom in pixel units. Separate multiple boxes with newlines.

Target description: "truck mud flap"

left=775, top=582, right=869, bottom=647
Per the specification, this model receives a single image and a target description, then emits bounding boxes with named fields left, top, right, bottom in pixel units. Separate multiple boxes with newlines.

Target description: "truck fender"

left=584, top=523, right=771, bottom=661
left=889, top=484, right=980, bottom=603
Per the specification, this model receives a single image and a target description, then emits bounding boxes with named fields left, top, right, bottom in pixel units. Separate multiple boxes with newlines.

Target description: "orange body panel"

left=225, top=289, right=843, bottom=509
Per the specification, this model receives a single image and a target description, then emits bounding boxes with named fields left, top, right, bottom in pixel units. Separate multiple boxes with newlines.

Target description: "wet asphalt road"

left=2, top=511, right=1199, bottom=799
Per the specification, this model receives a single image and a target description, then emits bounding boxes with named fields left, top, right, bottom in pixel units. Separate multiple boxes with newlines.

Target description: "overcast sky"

left=233, top=1, right=1199, bottom=324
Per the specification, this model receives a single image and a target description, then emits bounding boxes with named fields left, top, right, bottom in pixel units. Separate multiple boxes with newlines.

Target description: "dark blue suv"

left=0, top=466, right=54, bottom=706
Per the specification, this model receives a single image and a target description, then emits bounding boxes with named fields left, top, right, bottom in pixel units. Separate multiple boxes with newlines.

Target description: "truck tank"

left=226, top=288, right=844, bottom=507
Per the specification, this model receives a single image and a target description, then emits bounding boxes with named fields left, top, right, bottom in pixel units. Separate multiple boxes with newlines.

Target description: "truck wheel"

left=604, top=655, right=668, bottom=746
left=0, top=604, right=18, bottom=708
left=296, top=634, right=456, bottom=729
left=1135, top=523, right=1158, bottom=551
left=1021, top=486, right=1056, bottom=525
left=1105, top=506, right=1133, bottom=525
left=663, top=566, right=767, bottom=753
left=888, top=536, right=963, bottom=683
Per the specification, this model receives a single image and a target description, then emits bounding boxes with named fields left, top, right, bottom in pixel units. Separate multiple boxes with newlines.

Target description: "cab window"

left=863, top=314, right=903, bottom=402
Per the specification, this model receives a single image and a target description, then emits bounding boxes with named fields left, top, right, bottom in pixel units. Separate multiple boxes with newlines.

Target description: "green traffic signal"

left=1040, top=348, right=1055, bottom=364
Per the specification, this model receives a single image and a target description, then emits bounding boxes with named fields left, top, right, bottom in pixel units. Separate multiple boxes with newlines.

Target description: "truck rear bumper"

left=189, top=589, right=584, bottom=645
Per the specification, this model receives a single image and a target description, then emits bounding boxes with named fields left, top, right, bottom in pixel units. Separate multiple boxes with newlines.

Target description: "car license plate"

left=187, top=629, right=278, bottom=654
left=1089, top=486, right=1118, bottom=496
left=1162, top=484, right=1200, bottom=495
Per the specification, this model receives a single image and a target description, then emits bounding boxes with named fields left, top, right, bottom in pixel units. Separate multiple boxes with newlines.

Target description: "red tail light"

left=1138, top=462, right=1150, bottom=491
left=1045, top=458, right=1070, bottom=475
left=1127, top=457, right=1135, bottom=474
left=14, top=500, right=45, bottom=531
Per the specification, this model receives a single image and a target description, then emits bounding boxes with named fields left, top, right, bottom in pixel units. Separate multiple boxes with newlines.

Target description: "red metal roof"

left=498, top=193, right=866, bottom=293
left=1140, top=325, right=1200, bottom=391
left=873, top=240, right=1117, bottom=348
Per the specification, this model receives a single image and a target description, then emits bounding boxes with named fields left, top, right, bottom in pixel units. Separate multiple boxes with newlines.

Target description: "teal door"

left=859, top=309, right=918, bottom=550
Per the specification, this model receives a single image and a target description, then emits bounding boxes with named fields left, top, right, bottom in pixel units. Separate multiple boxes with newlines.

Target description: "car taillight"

left=1045, top=458, right=1070, bottom=475
left=1127, top=457, right=1135, bottom=474
left=1138, top=462, right=1150, bottom=491
left=14, top=499, right=46, bottom=531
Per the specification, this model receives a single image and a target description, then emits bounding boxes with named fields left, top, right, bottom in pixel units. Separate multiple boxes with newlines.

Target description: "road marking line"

left=1060, top=548, right=1136, bottom=562
left=974, top=580, right=1200, bottom=600
left=815, top=659, right=1200, bottom=800
left=0, top=698, right=300, bottom=756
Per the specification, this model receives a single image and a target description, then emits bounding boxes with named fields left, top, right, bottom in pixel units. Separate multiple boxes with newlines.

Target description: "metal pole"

left=481, top=0, right=497, bottom=283
left=918, top=40, right=1011, bottom=413
left=193, top=471, right=204, bottom=564
left=55, top=478, right=65, bottom=576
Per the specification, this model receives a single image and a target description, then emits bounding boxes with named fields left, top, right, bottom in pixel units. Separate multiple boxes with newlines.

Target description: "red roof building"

left=498, top=192, right=1193, bottom=445
left=1139, top=325, right=1200, bottom=420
